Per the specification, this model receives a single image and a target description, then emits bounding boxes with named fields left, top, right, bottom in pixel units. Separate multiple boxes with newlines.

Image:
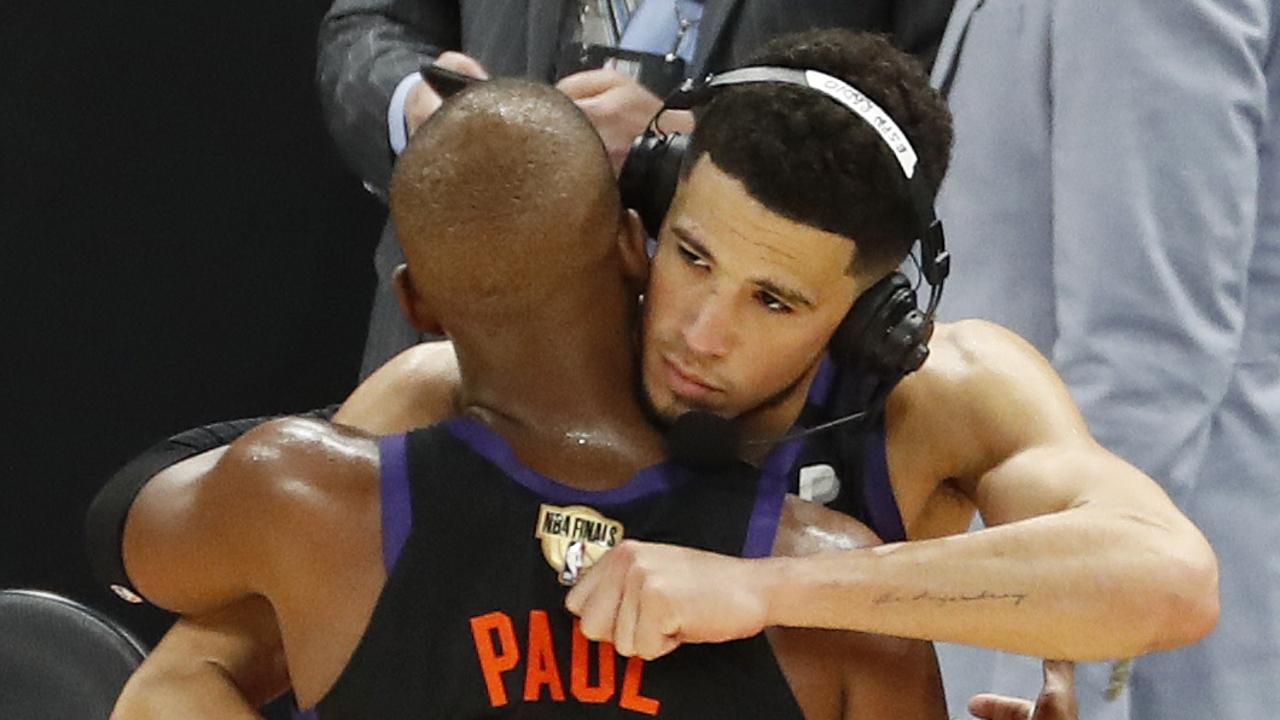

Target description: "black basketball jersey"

left=309, top=417, right=807, bottom=719
left=789, top=359, right=907, bottom=543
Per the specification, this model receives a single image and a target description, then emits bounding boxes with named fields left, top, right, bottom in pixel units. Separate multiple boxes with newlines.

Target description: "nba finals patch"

left=535, top=504, right=624, bottom=586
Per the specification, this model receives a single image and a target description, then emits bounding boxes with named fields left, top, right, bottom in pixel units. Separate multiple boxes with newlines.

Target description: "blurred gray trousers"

left=930, top=1, right=1280, bottom=718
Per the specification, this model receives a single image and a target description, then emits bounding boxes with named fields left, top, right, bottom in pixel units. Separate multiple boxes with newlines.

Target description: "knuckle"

left=613, top=540, right=640, bottom=562
left=579, top=618, right=607, bottom=641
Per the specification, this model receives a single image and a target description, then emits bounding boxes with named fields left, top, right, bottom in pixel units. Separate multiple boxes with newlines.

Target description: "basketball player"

left=115, top=78, right=949, bottom=718
left=104, top=30, right=1212, bottom=717
left=311, top=28, right=1220, bottom=665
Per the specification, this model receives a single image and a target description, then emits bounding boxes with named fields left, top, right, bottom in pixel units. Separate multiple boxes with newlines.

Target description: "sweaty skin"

left=112, top=158, right=1214, bottom=717
left=114, top=342, right=945, bottom=719
left=126, top=415, right=944, bottom=717
left=330, top=161, right=1217, bottom=661
left=584, top=158, right=1216, bottom=662
left=110, top=31, right=1215, bottom=716
left=113, top=81, right=946, bottom=719
left=111, top=163, right=1213, bottom=720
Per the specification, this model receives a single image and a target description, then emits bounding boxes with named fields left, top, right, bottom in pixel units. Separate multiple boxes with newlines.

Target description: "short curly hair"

left=685, top=29, right=953, bottom=279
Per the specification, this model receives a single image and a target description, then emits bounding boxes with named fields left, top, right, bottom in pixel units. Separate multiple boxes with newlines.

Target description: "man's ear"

left=617, top=208, right=650, bottom=294
left=393, top=264, right=445, bottom=336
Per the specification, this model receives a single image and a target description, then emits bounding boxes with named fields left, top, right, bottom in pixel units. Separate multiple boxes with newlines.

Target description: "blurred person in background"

left=927, top=2, right=1279, bottom=718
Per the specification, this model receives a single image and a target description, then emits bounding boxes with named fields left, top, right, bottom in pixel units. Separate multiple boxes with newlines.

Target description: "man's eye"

left=757, top=292, right=792, bottom=314
left=677, top=245, right=709, bottom=268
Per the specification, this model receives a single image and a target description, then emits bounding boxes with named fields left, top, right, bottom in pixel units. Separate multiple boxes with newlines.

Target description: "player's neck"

left=451, top=295, right=665, bottom=489
left=734, top=362, right=824, bottom=465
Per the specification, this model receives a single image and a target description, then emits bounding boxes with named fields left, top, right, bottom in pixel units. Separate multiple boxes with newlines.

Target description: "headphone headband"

left=721, top=68, right=918, bottom=179
left=667, top=67, right=919, bottom=180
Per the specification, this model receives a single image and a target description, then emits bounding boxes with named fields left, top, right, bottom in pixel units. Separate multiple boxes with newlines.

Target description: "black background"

left=2, top=0, right=384, bottom=647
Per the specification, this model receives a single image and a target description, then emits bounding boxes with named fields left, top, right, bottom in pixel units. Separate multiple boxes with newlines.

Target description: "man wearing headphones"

left=317, top=0, right=956, bottom=378
left=101, top=30, right=1212, bottom=717
left=112, top=71, right=955, bottom=720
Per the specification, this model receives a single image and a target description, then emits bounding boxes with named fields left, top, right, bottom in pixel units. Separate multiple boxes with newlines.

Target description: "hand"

left=405, top=51, right=489, bottom=136
left=556, top=69, right=692, bottom=172
left=564, top=540, right=770, bottom=660
left=968, top=660, right=1078, bottom=720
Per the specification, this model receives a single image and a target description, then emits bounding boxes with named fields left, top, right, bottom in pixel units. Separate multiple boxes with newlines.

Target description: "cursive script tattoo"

left=873, top=589, right=1029, bottom=606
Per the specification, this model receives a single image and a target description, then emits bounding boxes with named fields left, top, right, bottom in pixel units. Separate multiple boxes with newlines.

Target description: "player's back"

left=312, top=418, right=807, bottom=719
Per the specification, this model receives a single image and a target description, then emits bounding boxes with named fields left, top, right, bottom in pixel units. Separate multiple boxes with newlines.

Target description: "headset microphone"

left=663, top=411, right=741, bottom=470
left=663, top=379, right=896, bottom=470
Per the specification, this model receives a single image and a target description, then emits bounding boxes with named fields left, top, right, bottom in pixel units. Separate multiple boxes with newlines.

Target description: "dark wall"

left=1, top=1, right=384, bottom=642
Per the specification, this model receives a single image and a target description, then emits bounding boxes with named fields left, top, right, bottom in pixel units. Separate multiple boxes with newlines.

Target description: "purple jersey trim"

left=862, top=430, right=906, bottom=543
left=379, top=433, right=413, bottom=572
left=443, top=417, right=692, bottom=506
left=741, top=438, right=805, bottom=558
left=806, top=356, right=837, bottom=406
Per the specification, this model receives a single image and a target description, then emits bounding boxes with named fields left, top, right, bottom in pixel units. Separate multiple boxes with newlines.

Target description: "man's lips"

left=661, top=355, right=722, bottom=399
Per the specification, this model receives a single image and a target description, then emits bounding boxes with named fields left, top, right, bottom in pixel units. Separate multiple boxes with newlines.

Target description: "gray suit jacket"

left=930, top=2, right=1279, bottom=718
left=314, top=0, right=955, bottom=376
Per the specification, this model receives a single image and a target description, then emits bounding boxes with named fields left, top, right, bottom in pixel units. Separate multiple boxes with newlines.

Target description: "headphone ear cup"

left=830, top=272, right=931, bottom=376
left=878, top=306, right=931, bottom=374
left=619, top=132, right=688, bottom=237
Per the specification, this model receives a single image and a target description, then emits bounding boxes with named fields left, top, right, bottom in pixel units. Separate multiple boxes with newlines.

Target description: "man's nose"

left=682, top=294, right=733, bottom=358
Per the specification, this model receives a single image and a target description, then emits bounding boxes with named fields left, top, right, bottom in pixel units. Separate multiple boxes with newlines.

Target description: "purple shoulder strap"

left=862, top=429, right=906, bottom=543
left=378, top=433, right=414, bottom=572
left=741, top=439, right=806, bottom=558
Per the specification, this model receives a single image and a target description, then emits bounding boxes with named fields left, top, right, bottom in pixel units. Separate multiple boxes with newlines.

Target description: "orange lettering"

left=523, top=610, right=567, bottom=701
left=470, top=611, right=520, bottom=707
left=570, top=618, right=615, bottom=703
left=619, top=656, right=661, bottom=715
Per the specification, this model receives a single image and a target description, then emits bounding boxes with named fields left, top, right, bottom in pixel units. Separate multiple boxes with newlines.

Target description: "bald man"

left=114, top=79, right=947, bottom=718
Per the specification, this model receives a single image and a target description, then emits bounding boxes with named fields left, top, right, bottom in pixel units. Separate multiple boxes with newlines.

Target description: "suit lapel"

left=930, top=0, right=984, bottom=94
left=691, top=0, right=742, bottom=75
left=527, top=0, right=570, bottom=80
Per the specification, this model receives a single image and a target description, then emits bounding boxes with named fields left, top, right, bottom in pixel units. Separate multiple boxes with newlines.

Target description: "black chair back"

left=0, top=589, right=147, bottom=719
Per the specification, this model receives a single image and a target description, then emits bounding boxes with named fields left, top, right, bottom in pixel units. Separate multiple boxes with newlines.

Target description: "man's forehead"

left=670, top=160, right=858, bottom=286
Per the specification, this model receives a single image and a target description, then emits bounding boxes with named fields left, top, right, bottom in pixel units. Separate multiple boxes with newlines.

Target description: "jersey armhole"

left=861, top=427, right=907, bottom=543
left=378, top=433, right=413, bottom=572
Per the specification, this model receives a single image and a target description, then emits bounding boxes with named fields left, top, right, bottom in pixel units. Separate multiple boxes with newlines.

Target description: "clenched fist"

left=564, top=540, right=772, bottom=660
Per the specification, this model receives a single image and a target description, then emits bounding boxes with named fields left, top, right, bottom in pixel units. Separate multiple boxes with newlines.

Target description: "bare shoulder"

left=382, top=339, right=459, bottom=381
left=772, top=495, right=882, bottom=558
left=225, top=417, right=380, bottom=497
left=912, top=319, right=1062, bottom=394
left=888, top=320, right=1090, bottom=480
left=335, top=340, right=460, bottom=433
left=141, top=417, right=381, bottom=543
left=124, top=417, right=381, bottom=613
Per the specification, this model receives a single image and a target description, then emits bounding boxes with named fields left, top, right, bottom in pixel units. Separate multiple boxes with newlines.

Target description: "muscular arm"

left=111, top=343, right=460, bottom=717
left=770, top=498, right=947, bottom=720
left=111, top=597, right=285, bottom=720
left=763, top=321, right=1219, bottom=659
left=121, top=418, right=383, bottom=706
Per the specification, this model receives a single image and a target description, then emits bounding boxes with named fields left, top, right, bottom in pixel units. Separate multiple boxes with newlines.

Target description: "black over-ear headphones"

left=619, top=66, right=951, bottom=383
